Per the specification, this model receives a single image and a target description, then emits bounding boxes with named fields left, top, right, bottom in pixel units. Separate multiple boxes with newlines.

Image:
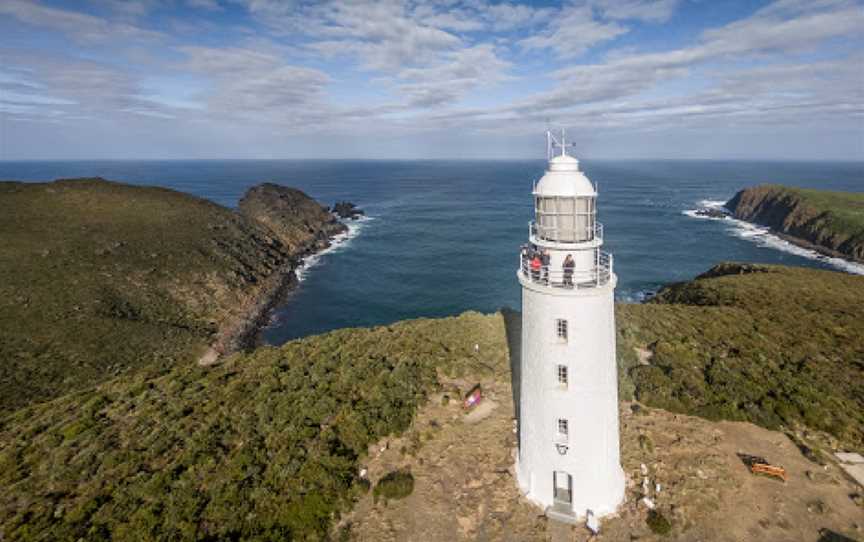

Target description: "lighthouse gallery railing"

left=519, top=251, right=613, bottom=288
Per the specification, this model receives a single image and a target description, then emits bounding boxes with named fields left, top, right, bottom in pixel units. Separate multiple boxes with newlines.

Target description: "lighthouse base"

left=516, top=457, right=625, bottom=523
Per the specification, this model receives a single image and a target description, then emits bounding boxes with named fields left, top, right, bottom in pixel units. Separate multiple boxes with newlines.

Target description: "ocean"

left=3, top=159, right=862, bottom=343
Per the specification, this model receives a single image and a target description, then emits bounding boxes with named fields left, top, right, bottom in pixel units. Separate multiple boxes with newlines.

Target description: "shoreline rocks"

left=332, top=201, right=365, bottom=220
left=694, top=207, right=729, bottom=219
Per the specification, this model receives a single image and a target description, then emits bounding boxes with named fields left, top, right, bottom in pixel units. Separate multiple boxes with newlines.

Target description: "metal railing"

left=519, top=251, right=613, bottom=289
left=529, top=221, right=603, bottom=244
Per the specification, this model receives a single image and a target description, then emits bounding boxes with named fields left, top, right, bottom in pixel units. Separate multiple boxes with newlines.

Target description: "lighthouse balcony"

left=529, top=221, right=603, bottom=247
left=518, top=250, right=613, bottom=289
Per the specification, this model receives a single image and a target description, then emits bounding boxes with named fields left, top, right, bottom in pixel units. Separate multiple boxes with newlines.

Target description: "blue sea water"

left=2, top=159, right=862, bottom=343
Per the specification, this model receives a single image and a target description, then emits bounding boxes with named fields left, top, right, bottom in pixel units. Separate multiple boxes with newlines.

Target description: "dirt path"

left=337, top=371, right=863, bottom=541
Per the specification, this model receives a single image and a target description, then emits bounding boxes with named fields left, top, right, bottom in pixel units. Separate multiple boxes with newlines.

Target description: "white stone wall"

left=516, top=275, right=625, bottom=518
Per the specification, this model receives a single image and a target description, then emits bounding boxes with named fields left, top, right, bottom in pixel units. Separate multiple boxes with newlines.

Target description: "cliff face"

left=725, top=184, right=864, bottom=262
left=239, top=183, right=346, bottom=255
left=0, top=178, right=343, bottom=413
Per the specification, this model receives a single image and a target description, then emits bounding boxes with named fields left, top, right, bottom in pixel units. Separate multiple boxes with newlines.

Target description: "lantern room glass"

left=534, top=196, right=596, bottom=242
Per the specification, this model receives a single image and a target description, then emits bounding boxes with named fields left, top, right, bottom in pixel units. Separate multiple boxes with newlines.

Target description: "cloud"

left=592, top=0, right=680, bottom=22
left=179, top=46, right=332, bottom=120
left=518, top=5, right=628, bottom=57
left=0, top=49, right=178, bottom=124
left=542, top=0, right=864, bottom=113
left=0, top=0, right=162, bottom=42
left=394, top=44, right=512, bottom=107
left=186, top=0, right=225, bottom=11
left=2, top=0, right=861, bottom=158
left=485, top=2, right=556, bottom=30
left=300, top=1, right=462, bottom=72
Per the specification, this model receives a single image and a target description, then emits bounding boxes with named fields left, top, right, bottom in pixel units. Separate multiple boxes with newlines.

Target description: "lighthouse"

left=515, top=131, right=624, bottom=523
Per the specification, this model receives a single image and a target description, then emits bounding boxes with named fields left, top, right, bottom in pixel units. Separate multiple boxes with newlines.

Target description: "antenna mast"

left=546, top=128, right=574, bottom=159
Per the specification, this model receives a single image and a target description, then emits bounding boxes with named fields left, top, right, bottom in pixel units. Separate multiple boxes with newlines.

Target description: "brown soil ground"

left=336, top=372, right=863, bottom=541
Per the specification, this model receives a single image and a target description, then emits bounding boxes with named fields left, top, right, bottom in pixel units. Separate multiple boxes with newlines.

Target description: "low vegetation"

left=617, top=263, right=864, bottom=449
left=0, top=178, right=336, bottom=414
left=3, top=178, right=862, bottom=538
left=0, top=312, right=506, bottom=541
left=646, top=510, right=672, bottom=536
left=372, top=471, right=415, bottom=503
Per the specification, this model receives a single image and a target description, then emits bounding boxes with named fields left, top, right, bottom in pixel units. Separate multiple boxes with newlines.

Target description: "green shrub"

left=618, top=264, right=864, bottom=449
left=373, top=470, right=415, bottom=503
left=0, top=312, right=508, bottom=540
left=646, top=510, right=672, bottom=535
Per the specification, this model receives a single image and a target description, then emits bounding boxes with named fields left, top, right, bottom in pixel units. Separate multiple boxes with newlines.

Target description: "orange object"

left=750, top=463, right=788, bottom=482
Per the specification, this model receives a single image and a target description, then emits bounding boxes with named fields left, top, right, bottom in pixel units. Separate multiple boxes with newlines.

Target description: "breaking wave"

left=295, top=215, right=374, bottom=283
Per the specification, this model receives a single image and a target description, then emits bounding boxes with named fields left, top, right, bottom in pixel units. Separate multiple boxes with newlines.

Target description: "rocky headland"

left=726, top=184, right=864, bottom=263
left=0, top=178, right=347, bottom=413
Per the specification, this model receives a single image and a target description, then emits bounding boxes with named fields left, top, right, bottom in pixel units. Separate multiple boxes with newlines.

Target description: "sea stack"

left=515, top=131, right=625, bottom=523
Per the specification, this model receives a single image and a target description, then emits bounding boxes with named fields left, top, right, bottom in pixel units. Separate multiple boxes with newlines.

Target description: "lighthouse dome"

left=534, top=155, right=595, bottom=197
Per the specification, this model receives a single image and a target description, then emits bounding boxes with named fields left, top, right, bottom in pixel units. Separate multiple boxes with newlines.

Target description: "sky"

left=0, top=0, right=862, bottom=160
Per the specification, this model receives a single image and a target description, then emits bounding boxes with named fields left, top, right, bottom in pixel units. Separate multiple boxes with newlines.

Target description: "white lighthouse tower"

left=515, top=130, right=624, bottom=523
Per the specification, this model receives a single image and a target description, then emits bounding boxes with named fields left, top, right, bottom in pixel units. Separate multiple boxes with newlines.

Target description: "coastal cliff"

left=725, top=184, right=864, bottom=262
left=0, top=178, right=342, bottom=413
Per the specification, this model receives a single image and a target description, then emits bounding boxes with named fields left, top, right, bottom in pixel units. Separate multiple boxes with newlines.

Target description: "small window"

left=557, top=365, right=568, bottom=387
left=556, top=319, right=568, bottom=342
left=557, top=418, right=569, bottom=441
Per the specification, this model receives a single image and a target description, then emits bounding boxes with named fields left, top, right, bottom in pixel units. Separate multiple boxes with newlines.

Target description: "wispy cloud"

left=1, top=0, right=861, bottom=159
left=0, top=0, right=163, bottom=42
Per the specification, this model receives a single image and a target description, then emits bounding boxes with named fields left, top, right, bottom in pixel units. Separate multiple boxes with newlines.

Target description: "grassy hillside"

left=617, top=263, right=864, bottom=448
left=0, top=312, right=506, bottom=541
left=1, top=262, right=862, bottom=539
left=726, top=184, right=864, bottom=262
left=0, top=178, right=318, bottom=414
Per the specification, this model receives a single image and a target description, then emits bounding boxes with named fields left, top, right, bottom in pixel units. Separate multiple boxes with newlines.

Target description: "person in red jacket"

left=530, top=254, right=542, bottom=281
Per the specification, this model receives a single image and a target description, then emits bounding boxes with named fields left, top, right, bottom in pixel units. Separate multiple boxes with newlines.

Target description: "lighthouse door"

left=553, top=471, right=572, bottom=504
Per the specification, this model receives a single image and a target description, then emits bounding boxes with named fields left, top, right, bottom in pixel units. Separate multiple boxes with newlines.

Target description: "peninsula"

left=0, top=178, right=348, bottom=413
left=725, top=185, right=864, bottom=263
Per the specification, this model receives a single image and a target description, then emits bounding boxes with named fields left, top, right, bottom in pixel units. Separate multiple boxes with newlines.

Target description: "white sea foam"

left=617, top=289, right=657, bottom=303
left=682, top=199, right=864, bottom=275
left=295, top=215, right=374, bottom=283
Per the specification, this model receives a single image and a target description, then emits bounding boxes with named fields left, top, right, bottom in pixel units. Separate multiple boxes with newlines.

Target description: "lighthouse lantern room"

left=515, top=130, right=625, bottom=523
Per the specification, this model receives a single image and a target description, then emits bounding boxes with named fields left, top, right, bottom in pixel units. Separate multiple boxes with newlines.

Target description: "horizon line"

left=2, top=157, right=863, bottom=163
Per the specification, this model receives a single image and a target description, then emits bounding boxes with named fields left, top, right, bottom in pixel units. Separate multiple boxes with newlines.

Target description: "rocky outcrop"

left=332, top=201, right=365, bottom=220
left=694, top=207, right=729, bottom=219
left=726, top=184, right=864, bottom=263
left=239, top=183, right=347, bottom=256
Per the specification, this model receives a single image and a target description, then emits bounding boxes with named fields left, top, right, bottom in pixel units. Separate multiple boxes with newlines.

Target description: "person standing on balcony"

left=530, top=253, right=542, bottom=281
left=541, top=249, right=551, bottom=284
left=563, top=254, right=575, bottom=286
